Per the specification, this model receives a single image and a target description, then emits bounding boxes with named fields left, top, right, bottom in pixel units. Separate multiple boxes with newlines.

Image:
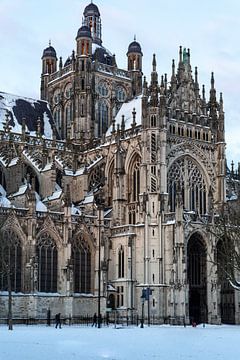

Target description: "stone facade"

left=0, top=2, right=239, bottom=325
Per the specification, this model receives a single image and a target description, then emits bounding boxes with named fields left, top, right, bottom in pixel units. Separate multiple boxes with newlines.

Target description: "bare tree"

left=0, top=231, right=14, bottom=330
left=208, top=203, right=240, bottom=290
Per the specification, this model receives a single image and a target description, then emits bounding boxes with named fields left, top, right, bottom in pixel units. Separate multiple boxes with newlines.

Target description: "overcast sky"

left=0, top=0, right=239, bottom=166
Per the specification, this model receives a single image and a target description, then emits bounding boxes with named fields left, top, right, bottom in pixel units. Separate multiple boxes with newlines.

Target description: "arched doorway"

left=216, top=240, right=235, bottom=324
left=107, top=294, right=115, bottom=310
left=187, top=233, right=207, bottom=324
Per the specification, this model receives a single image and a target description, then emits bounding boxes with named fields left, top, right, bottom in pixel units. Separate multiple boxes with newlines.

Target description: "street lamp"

left=95, top=189, right=104, bottom=329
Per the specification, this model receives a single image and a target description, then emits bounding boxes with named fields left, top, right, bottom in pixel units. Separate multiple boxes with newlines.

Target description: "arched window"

left=116, top=86, right=126, bottom=102
left=71, top=235, right=92, bottom=293
left=98, top=101, right=109, bottom=136
left=107, top=161, right=114, bottom=206
left=128, top=155, right=141, bottom=224
left=168, top=156, right=207, bottom=214
left=0, top=229, right=22, bottom=292
left=54, top=107, right=61, bottom=135
left=118, top=246, right=124, bottom=278
left=132, top=160, right=140, bottom=202
left=36, top=234, right=58, bottom=293
left=65, top=103, right=72, bottom=126
left=88, top=164, right=105, bottom=191
left=98, top=82, right=108, bottom=97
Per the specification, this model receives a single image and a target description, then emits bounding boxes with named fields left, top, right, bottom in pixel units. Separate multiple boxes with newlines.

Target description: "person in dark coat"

left=55, top=313, right=62, bottom=328
left=92, top=312, right=97, bottom=327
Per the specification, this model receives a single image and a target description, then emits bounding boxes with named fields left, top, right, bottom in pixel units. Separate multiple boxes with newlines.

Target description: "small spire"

left=219, top=92, right=224, bottom=113
left=211, top=72, right=215, bottom=89
left=179, top=46, right=183, bottom=63
left=195, top=67, right=198, bottom=83
left=121, top=115, right=125, bottom=135
left=172, top=59, right=175, bottom=76
left=134, top=34, right=136, bottom=41
left=187, top=48, right=190, bottom=64
left=152, top=54, right=156, bottom=72
left=36, top=117, right=41, bottom=136
left=132, top=108, right=137, bottom=127
left=202, top=84, right=205, bottom=100
left=231, top=160, right=234, bottom=176
left=59, top=56, right=63, bottom=70
left=49, top=39, right=51, bottom=47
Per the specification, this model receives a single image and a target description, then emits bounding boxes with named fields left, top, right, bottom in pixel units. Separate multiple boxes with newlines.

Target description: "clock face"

left=116, top=86, right=126, bottom=102
left=65, top=83, right=72, bottom=99
left=53, top=89, right=61, bottom=104
left=98, top=82, right=109, bottom=97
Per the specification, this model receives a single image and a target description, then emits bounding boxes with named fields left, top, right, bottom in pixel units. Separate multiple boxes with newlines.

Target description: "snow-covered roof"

left=106, top=95, right=142, bottom=136
left=9, top=184, right=28, bottom=197
left=0, top=91, right=57, bottom=139
left=43, top=189, right=62, bottom=202
left=35, top=192, right=47, bottom=212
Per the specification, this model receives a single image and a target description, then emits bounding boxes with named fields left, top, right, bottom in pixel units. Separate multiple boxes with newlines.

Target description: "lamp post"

left=96, top=190, right=104, bottom=329
left=141, top=295, right=145, bottom=328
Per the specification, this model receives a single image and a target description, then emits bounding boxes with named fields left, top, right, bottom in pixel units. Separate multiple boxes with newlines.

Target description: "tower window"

left=118, top=246, right=124, bottom=278
left=81, top=60, right=85, bottom=71
left=81, top=79, right=85, bottom=90
left=117, top=286, right=124, bottom=307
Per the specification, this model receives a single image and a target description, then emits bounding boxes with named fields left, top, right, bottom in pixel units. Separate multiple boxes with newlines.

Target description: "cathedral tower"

left=83, top=2, right=102, bottom=45
left=127, top=38, right=143, bottom=96
left=41, top=43, right=57, bottom=101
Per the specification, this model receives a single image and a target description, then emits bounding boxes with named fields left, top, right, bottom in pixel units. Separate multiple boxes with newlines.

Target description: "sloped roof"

left=0, top=91, right=57, bottom=139
left=106, top=95, right=142, bottom=136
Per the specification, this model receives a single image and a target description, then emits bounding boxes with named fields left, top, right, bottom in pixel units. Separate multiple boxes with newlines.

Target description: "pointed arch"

left=0, top=228, right=22, bottom=292
left=127, top=152, right=141, bottom=224
left=187, top=232, right=207, bottom=324
left=168, top=155, right=207, bottom=213
left=118, top=245, right=124, bottom=278
left=36, top=233, right=58, bottom=293
left=107, top=159, right=114, bottom=206
left=71, top=231, right=94, bottom=294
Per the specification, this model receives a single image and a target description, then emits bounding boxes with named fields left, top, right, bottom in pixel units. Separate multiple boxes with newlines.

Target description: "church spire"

left=149, top=54, right=159, bottom=107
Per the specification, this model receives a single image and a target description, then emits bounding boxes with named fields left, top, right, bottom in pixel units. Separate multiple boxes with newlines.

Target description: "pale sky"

left=0, top=0, right=239, bottom=166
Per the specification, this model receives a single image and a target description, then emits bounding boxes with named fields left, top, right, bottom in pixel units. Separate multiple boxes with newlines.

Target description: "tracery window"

left=168, top=156, right=207, bottom=213
left=0, top=230, right=22, bottom=292
left=98, top=82, right=108, bottom=97
left=107, top=161, right=114, bottom=206
left=65, top=102, right=72, bottom=137
left=98, top=101, right=109, bottom=136
left=36, top=234, right=58, bottom=293
left=88, top=165, right=105, bottom=191
left=71, top=235, right=91, bottom=293
left=118, top=246, right=124, bottom=278
left=54, top=107, right=61, bottom=134
left=128, top=156, right=141, bottom=224
left=116, top=86, right=126, bottom=102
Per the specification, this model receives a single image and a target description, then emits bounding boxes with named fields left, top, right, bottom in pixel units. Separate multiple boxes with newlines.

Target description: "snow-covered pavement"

left=0, top=324, right=238, bottom=360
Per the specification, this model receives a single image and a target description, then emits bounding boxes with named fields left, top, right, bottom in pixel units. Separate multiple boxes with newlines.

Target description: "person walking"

left=55, top=313, right=62, bottom=329
left=92, top=313, right=97, bottom=327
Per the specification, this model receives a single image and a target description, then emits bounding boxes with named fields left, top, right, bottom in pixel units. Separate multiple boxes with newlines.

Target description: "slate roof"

left=0, top=91, right=58, bottom=139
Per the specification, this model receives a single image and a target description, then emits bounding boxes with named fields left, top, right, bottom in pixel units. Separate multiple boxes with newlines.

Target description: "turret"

left=76, top=25, right=92, bottom=57
left=41, top=42, right=57, bottom=100
left=75, top=25, right=93, bottom=141
left=83, top=2, right=102, bottom=45
left=127, top=37, right=143, bottom=96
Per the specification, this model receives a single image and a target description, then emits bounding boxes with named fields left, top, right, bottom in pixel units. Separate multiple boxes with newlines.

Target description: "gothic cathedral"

left=0, top=2, right=238, bottom=325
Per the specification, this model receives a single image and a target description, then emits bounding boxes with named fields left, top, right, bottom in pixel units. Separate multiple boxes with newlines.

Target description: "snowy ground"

left=0, top=324, right=238, bottom=360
